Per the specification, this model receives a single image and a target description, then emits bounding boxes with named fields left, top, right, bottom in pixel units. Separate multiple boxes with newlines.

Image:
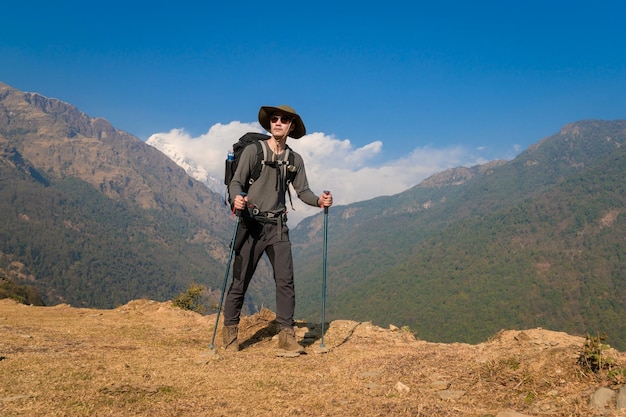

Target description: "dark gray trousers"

left=223, top=221, right=295, bottom=329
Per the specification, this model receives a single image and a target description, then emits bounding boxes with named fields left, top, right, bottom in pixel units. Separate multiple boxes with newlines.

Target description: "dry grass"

left=1, top=298, right=625, bottom=416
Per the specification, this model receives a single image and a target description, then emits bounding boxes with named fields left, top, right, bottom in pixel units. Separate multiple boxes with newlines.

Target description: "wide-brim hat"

left=258, top=105, right=306, bottom=139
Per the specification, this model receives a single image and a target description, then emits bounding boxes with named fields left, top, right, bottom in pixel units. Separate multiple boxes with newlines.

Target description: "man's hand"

left=233, top=194, right=248, bottom=211
left=318, top=191, right=333, bottom=208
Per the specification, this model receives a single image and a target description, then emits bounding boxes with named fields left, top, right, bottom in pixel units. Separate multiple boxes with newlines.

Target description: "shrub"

left=171, top=283, right=206, bottom=313
left=577, top=332, right=613, bottom=373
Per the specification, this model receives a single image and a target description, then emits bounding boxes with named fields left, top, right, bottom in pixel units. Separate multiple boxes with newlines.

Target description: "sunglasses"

left=270, top=115, right=292, bottom=124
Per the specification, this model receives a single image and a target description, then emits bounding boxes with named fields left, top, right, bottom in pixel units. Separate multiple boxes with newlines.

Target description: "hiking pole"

left=320, top=191, right=330, bottom=349
left=209, top=195, right=244, bottom=351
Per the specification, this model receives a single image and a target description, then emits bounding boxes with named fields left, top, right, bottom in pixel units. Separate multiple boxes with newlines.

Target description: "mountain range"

left=0, top=81, right=272, bottom=311
left=1, top=81, right=625, bottom=349
left=290, top=120, right=626, bottom=349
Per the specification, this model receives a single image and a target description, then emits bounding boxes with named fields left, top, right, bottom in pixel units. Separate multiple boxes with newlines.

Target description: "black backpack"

left=224, top=132, right=296, bottom=208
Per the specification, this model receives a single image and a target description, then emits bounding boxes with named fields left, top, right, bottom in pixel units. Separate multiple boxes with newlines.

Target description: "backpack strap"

left=248, top=140, right=267, bottom=186
left=283, top=149, right=295, bottom=211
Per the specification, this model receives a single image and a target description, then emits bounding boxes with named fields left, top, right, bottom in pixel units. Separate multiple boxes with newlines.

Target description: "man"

left=223, top=105, right=333, bottom=353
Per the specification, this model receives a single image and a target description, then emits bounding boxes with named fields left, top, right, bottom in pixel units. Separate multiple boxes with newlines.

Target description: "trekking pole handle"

left=323, top=190, right=330, bottom=214
left=233, top=192, right=247, bottom=217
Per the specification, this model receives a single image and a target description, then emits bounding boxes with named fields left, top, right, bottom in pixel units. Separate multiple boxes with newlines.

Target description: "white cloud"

left=148, top=121, right=263, bottom=172
left=147, top=121, right=493, bottom=225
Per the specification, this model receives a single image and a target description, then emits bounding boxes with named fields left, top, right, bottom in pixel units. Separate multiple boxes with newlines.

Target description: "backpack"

left=224, top=132, right=296, bottom=209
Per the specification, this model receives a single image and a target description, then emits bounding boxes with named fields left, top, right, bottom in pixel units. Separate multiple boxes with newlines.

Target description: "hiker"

left=223, top=105, right=333, bottom=352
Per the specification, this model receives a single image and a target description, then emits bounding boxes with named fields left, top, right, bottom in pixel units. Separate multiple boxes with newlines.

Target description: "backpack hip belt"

left=247, top=205, right=288, bottom=241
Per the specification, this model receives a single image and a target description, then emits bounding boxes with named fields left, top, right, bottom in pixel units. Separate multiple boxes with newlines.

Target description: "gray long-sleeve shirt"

left=228, top=141, right=319, bottom=214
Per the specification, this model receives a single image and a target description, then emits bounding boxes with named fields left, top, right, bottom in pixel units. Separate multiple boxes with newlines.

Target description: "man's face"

left=270, top=113, right=293, bottom=139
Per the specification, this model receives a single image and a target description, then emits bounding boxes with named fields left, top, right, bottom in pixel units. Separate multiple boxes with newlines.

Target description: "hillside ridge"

left=0, top=82, right=246, bottom=308
left=291, top=119, right=626, bottom=350
left=1, top=298, right=626, bottom=416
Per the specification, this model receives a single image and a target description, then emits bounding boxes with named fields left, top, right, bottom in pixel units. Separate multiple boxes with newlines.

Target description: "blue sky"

left=2, top=1, right=625, bottom=221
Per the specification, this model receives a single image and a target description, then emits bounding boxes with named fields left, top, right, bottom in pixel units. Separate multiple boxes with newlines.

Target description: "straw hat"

left=258, top=105, right=306, bottom=139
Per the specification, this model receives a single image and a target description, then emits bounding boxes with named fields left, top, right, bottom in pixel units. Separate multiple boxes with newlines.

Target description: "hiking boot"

left=222, top=325, right=239, bottom=351
left=277, top=327, right=304, bottom=353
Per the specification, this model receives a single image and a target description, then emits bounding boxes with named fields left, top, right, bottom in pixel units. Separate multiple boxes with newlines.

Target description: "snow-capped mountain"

left=146, top=134, right=226, bottom=197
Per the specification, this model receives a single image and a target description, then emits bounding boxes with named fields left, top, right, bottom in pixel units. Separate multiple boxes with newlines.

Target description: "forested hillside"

left=292, top=120, right=626, bottom=349
left=0, top=82, right=272, bottom=309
